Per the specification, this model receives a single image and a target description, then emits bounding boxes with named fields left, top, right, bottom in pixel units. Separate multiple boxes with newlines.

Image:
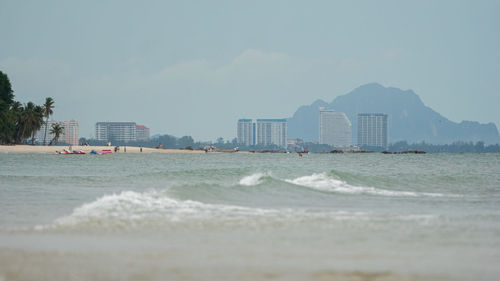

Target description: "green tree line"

left=81, top=135, right=199, bottom=149
left=387, top=141, right=500, bottom=154
left=0, top=70, right=61, bottom=145
left=304, top=141, right=500, bottom=153
left=79, top=133, right=500, bottom=153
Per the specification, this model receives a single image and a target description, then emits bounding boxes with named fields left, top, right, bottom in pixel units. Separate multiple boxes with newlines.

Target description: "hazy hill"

left=287, top=83, right=500, bottom=144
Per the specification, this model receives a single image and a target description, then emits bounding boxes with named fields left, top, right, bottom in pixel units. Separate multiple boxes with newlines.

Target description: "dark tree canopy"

left=0, top=70, right=55, bottom=145
left=0, top=71, right=14, bottom=110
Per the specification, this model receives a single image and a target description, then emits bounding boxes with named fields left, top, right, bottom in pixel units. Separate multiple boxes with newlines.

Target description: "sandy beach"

left=0, top=145, right=209, bottom=154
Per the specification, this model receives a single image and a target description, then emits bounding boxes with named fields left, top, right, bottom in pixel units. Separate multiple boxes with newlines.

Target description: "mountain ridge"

left=287, top=83, right=500, bottom=144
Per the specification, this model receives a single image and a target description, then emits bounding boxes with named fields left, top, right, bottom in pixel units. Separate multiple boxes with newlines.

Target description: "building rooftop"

left=256, top=119, right=287, bottom=122
left=96, top=122, right=136, bottom=125
left=358, top=113, right=388, bottom=116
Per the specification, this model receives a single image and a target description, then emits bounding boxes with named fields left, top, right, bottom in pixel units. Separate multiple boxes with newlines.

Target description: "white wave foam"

left=44, top=191, right=281, bottom=230
left=37, top=187, right=441, bottom=231
left=286, top=173, right=445, bottom=197
left=239, top=173, right=267, bottom=186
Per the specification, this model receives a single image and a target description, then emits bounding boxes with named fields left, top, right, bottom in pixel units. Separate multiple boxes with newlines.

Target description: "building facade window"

left=95, top=122, right=137, bottom=143
left=357, top=113, right=388, bottom=148
left=237, top=119, right=287, bottom=148
left=319, top=108, right=352, bottom=148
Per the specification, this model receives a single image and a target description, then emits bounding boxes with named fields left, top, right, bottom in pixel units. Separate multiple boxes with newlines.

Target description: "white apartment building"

left=95, top=122, right=137, bottom=142
left=357, top=113, right=388, bottom=148
left=319, top=108, right=352, bottom=148
left=237, top=119, right=255, bottom=146
left=256, top=119, right=287, bottom=147
left=237, top=118, right=287, bottom=148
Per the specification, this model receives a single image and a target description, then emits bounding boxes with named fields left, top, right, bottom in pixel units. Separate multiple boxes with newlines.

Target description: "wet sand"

left=0, top=248, right=446, bottom=281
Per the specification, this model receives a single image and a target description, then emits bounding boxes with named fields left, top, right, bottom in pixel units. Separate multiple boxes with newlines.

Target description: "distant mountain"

left=287, top=83, right=500, bottom=144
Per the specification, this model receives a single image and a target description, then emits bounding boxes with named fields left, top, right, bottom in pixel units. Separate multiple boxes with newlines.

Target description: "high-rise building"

left=256, top=119, right=287, bottom=147
left=62, top=120, right=79, bottom=146
left=237, top=119, right=255, bottom=146
left=136, top=125, right=150, bottom=141
left=319, top=108, right=352, bottom=147
left=35, top=120, right=79, bottom=145
left=357, top=113, right=388, bottom=148
left=95, top=122, right=137, bottom=142
left=237, top=119, right=287, bottom=147
left=36, top=120, right=58, bottom=145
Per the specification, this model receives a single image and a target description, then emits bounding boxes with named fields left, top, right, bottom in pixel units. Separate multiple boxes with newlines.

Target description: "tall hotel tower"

left=237, top=119, right=255, bottom=146
left=357, top=113, right=388, bottom=148
left=237, top=119, right=287, bottom=148
left=319, top=108, right=352, bottom=147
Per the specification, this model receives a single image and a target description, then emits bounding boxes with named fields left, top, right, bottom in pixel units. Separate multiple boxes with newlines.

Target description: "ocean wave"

left=285, top=173, right=446, bottom=197
left=44, top=191, right=278, bottom=229
left=239, top=173, right=268, bottom=186
left=35, top=190, right=438, bottom=231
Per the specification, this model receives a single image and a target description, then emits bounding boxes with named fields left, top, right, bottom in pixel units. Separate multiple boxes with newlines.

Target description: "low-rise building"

left=136, top=125, right=150, bottom=141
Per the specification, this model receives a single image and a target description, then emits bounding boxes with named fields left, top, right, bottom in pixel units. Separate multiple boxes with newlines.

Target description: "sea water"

left=0, top=152, right=499, bottom=281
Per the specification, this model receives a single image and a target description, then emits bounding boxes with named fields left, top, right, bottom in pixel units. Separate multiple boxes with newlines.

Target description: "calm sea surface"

left=0, top=152, right=499, bottom=281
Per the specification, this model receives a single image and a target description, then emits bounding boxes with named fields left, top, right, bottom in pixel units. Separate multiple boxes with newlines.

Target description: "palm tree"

left=0, top=101, right=22, bottom=144
left=18, top=102, right=35, bottom=143
left=24, top=104, right=44, bottom=145
left=8, top=101, right=22, bottom=143
left=42, top=97, right=54, bottom=145
left=10, top=101, right=24, bottom=143
left=49, top=123, right=64, bottom=145
left=15, top=102, right=44, bottom=145
left=31, top=105, right=44, bottom=144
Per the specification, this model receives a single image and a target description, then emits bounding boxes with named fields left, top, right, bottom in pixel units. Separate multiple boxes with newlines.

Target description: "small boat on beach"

left=56, top=149, right=86, bottom=155
left=90, top=149, right=113, bottom=155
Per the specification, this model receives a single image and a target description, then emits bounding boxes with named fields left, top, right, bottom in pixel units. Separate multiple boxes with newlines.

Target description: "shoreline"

left=0, top=145, right=215, bottom=154
left=0, top=145, right=429, bottom=155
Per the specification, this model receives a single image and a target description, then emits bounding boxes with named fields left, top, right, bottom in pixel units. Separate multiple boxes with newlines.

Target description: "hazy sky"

left=1, top=0, right=499, bottom=141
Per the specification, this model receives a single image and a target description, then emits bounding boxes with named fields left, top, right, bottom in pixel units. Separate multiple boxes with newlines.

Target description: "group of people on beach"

left=204, top=146, right=215, bottom=153
left=113, top=146, right=130, bottom=153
